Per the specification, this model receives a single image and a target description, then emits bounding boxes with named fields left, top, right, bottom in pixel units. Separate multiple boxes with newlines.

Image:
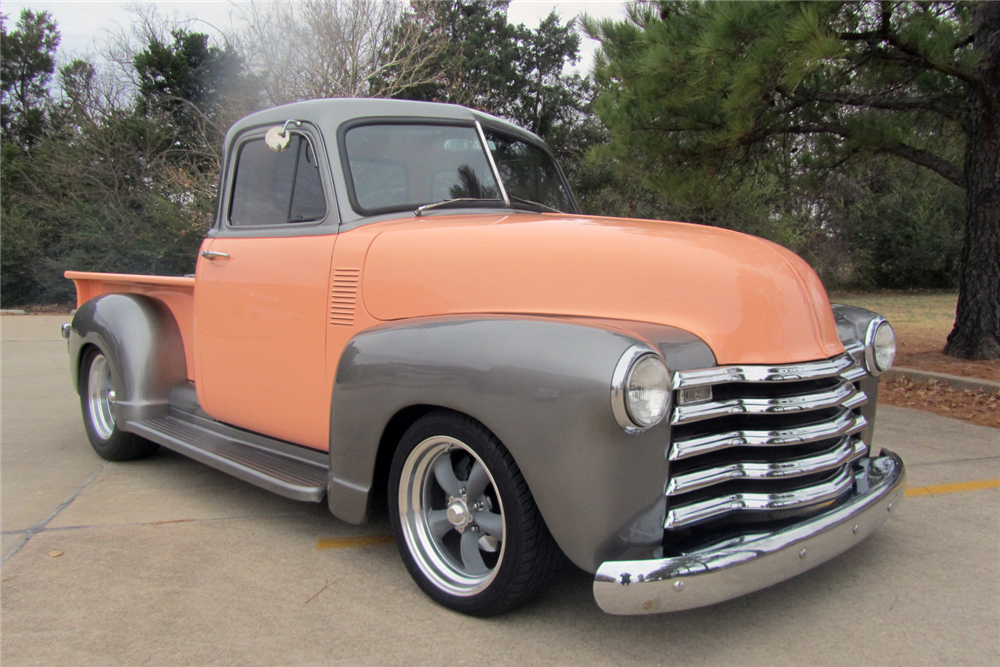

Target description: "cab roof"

left=226, top=98, right=541, bottom=147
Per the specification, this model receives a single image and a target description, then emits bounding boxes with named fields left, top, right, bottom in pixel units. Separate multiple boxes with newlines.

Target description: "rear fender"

left=69, top=294, right=187, bottom=428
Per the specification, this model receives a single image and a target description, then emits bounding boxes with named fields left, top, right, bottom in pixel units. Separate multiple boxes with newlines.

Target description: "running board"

left=128, top=413, right=328, bottom=502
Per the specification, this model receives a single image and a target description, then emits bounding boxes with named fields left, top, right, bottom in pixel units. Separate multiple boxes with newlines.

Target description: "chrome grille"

left=665, top=346, right=869, bottom=531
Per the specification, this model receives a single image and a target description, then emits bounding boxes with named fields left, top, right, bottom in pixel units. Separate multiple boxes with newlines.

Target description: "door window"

left=229, top=134, right=326, bottom=226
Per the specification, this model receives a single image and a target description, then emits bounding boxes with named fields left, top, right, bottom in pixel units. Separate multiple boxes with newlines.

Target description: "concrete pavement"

left=2, top=315, right=998, bottom=666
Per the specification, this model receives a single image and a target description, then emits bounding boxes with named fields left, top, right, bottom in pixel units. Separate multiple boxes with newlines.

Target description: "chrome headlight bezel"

left=612, top=345, right=671, bottom=433
left=864, top=317, right=896, bottom=376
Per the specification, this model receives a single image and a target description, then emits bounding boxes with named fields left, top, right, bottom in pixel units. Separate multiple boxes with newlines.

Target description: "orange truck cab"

left=64, top=99, right=905, bottom=617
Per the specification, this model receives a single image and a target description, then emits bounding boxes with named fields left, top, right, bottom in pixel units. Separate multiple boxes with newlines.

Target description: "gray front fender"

left=831, top=303, right=885, bottom=453
left=69, top=294, right=187, bottom=429
left=327, top=315, right=713, bottom=573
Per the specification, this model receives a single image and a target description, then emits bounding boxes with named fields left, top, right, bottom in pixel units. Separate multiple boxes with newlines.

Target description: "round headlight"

left=865, top=318, right=897, bottom=375
left=612, top=347, right=671, bottom=432
left=626, top=356, right=670, bottom=426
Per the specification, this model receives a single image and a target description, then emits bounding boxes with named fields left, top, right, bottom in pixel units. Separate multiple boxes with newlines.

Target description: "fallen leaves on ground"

left=878, top=377, right=1000, bottom=429
left=894, top=331, right=1000, bottom=382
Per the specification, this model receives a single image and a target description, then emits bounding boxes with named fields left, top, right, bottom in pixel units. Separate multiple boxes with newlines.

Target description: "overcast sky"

left=3, top=1, right=631, bottom=73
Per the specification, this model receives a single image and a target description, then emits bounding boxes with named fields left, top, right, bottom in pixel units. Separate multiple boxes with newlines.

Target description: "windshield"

left=342, top=122, right=572, bottom=215
left=483, top=130, right=573, bottom=212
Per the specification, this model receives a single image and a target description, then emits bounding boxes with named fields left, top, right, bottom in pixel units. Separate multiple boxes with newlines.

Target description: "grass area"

left=830, top=291, right=957, bottom=345
left=832, top=292, right=998, bottom=428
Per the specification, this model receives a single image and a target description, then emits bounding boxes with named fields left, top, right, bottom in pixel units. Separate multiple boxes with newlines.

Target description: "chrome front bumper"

left=593, top=450, right=905, bottom=615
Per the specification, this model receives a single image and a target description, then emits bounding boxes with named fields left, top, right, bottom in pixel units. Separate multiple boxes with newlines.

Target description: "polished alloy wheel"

left=86, top=353, right=117, bottom=441
left=398, top=436, right=506, bottom=597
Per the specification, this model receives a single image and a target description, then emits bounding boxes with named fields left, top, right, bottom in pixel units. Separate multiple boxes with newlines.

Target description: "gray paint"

left=68, top=294, right=188, bottom=428
left=831, top=303, right=884, bottom=453
left=128, top=412, right=328, bottom=502
left=212, top=98, right=578, bottom=234
left=831, top=303, right=881, bottom=346
left=327, top=315, right=715, bottom=573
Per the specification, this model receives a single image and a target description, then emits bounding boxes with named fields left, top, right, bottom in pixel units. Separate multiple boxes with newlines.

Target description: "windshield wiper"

left=413, top=196, right=562, bottom=217
left=507, top=196, right=563, bottom=214
left=414, top=198, right=504, bottom=217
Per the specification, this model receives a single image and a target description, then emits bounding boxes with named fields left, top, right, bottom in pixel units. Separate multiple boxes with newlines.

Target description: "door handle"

left=201, top=251, right=231, bottom=260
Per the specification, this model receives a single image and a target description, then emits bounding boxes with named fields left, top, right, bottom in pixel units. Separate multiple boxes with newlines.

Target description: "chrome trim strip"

left=671, top=380, right=867, bottom=426
left=842, top=365, right=867, bottom=381
left=593, top=451, right=905, bottom=614
left=663, top=465, right=855, bottom=530
left=671, top=352, right=860, bottom=390
left=475, top=120, right=510, bottom=208
left=843, top=342, right=866, bottom=378
left=669, top=410, right=867, bottom=461
left=665, top=436, right=863, bottom=497
left=849, top=437, right=868, bottom=461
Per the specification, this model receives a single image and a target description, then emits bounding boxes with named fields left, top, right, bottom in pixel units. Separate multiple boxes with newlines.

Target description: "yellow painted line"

left=905, top=478, right=1000, bottom=497
left=315, top=534, right=394, bottom=550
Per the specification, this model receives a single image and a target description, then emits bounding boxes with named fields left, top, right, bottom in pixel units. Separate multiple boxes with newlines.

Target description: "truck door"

left=194, top=124, right=338, bottom=451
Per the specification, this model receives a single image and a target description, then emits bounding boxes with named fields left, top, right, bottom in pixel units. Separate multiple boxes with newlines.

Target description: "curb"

left=886, top=367, right=1000, bottom=394
left=0, top=309, right=28, bottom=315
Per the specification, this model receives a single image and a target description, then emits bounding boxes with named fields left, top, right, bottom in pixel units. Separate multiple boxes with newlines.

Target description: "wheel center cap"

left=446, top=499, right=471, bottom=527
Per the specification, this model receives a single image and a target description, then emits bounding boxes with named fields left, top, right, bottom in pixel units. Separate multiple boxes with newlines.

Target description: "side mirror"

left=265, top=120, right=303, bottom=152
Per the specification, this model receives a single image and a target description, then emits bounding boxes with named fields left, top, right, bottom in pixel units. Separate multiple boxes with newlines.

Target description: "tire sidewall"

left=388, top=412, right=532, bottom=616
left=80, top=347, right=117, bottom=448
left=79, top=346, right=156, bottom=461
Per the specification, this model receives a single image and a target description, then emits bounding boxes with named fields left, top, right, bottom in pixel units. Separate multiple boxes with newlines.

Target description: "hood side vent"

left=330, top=268, right=360, bottom=326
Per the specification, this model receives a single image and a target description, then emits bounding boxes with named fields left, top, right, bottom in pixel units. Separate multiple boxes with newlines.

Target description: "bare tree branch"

left=232, top=0, right=446, bottom=104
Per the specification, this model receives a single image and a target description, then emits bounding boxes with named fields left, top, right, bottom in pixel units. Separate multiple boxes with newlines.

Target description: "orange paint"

left=193, top=235, right=337, bottom=450
left=67, top=211, right=845, bottom=451
left=358, top=214, right=844, bottom=365
left=65, top=271, right=197, bottom=379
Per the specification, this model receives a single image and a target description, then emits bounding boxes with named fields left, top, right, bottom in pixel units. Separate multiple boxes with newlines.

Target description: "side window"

left=229, top=134, right=326, bottom=226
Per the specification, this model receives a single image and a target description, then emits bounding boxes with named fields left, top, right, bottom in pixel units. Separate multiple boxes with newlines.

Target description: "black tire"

left=388, top=410, right=562, bottom=616
left=80, top=347, right=159, bottom=461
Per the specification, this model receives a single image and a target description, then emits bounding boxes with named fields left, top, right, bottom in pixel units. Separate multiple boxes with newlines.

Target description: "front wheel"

left=388, top=411, right=561, bottom=616
left=80, top=348, right=159, bottom=461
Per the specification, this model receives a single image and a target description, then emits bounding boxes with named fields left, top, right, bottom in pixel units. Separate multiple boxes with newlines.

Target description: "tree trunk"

left=945, top=3, right=1000, bottom=361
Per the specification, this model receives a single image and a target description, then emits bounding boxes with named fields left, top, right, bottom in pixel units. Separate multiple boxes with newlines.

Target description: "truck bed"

left=65, top=271, right=196, bottom=380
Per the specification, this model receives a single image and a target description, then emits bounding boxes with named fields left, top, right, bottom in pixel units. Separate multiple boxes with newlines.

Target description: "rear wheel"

left=80, top=348, right=158, bottom=461
left=388, top=411, right=561, bottom=616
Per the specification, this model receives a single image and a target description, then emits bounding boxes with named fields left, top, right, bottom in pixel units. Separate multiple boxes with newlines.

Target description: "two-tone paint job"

left=63, top=99, right=903, bottom=614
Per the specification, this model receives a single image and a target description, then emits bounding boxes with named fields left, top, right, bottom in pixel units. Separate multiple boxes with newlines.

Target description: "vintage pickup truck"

left=63, top=98, right=905, bottom=616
